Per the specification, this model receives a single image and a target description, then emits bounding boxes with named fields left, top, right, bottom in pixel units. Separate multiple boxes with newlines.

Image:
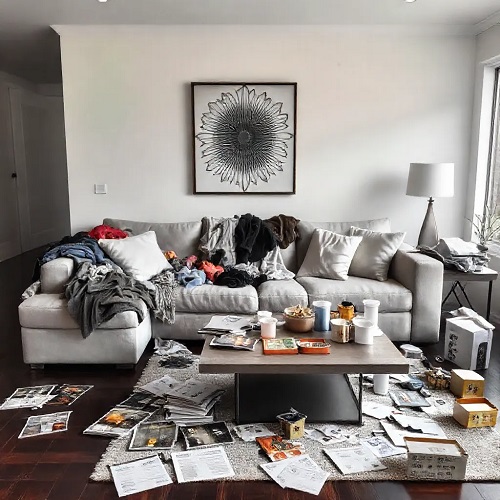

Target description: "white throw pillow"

left=98, top=231, right=171, bottom=281
left=296, top=229, right=363, bottom=281
left=348, top=226, right=406, bottom=281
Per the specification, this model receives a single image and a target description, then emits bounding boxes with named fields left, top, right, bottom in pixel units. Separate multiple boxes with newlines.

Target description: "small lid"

left=363, top=299, right=380, bottom=307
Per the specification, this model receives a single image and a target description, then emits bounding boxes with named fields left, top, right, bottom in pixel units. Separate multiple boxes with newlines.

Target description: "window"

left=483, top=67, right=500, bottom=245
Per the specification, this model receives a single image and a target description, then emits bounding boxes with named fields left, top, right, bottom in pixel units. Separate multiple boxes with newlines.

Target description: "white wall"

left=57, top=26, right=475, bottom=245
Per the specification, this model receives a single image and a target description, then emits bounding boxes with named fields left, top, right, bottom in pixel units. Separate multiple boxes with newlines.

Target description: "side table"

left=442, top=267, right=498, bottom=320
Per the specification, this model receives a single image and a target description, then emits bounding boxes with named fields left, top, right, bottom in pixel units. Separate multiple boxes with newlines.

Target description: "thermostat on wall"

left=94, top=184, right=107, bottom=194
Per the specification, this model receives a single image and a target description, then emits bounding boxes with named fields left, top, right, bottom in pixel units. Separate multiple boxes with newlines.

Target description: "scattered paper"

left=46, top=384, right=93, bottom=406
left=202, top=315, right=252, bottom=333
left=324, top=445, right=387, bottom=475
left=261, top=455, right=329, bottom=496
left=304, top=428, right=346, bottom=445
left=0, top=385, right=56, bottom=410
left=140, top=375, right=183, bottom=397
left=83, top=407, right=152, bottom=438
left=171, top=446, right=235, bottom=483
left=391, top=414, right=445, bottom=436
left=180, top=422, right=234, bottom=448
left=389, top=374, right=412, bottom=383
left=381, top=421, right=446, bottom=448
left=110, top=455, right=172, bottom=497
left=128, top=421, right=178, bottom=451
left=361, top=435, right=406, bottom=458
left=233, top=423, right=273, bottom=442
left=362, top=402, right=396, bottom=420
left=18, top=411, right=72, bottom=438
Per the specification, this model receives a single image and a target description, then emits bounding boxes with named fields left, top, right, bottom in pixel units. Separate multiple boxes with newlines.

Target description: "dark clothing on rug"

left=66, top=262, right=153, bottom=338
left=264, top=214, right=301, bottom=249
left=148, top=269, right=177, bottom=324
left=235, top=213, right=277, bottom=264
left=214, top=268, right=254, bottom=288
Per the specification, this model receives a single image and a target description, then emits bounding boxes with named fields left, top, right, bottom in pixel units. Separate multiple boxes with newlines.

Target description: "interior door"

left=0, top=83, right=22, bottom=262
left=9, top=88, right=70, bottom=252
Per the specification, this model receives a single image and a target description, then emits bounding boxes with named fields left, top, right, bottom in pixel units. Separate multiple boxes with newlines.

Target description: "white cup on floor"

left=373, top=374, right=390, bottom=395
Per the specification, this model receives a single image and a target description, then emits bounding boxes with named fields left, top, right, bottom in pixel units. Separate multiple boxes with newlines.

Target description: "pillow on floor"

left=296, top=228, right=362, bottom=281
left=349, top=226, right=406, bottom=281
left=98, top=230, right=171, bottom=281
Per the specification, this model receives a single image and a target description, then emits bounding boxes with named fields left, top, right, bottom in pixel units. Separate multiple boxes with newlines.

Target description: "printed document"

left=110, top=455, right=172, bottom=497
left=171, top=446, right=235, bottom=483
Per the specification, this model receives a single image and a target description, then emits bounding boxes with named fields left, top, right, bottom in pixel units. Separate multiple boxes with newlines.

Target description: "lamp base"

left=417, top=197, right=439, bottom=248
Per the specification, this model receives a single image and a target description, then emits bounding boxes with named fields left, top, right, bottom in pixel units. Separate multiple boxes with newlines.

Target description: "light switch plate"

left=94, top=184, right=107, bottom=194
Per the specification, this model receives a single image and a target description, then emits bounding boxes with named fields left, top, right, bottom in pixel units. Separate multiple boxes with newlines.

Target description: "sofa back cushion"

left=103, top=218, right=202, bottom=258
left=295, top=218, right=391, bottom=270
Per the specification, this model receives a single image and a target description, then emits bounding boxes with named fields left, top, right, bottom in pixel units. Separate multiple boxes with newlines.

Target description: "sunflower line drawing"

left=195, top=85, right=294, bottom=192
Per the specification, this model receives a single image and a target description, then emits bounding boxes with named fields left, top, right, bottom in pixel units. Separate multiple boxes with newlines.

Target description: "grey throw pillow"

left=296, top=229, right=363, bottom=281
left=349, top=226, right=406, bottom=281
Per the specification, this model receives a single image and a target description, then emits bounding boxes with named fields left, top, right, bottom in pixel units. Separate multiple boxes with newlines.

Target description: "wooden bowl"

left=283, top=308, right=315, bottom=333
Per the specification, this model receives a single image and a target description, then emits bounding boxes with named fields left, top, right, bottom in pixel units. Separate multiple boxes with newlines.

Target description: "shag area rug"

left=91, top=356, right=500, bottom=482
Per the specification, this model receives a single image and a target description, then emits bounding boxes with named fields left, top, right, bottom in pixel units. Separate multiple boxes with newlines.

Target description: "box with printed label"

left=405, top=437, right=468, bottom=481
left=444, top=317, right=493, bottom=370
left=453, top=397, right=498, bottom=428
left=450, top=369, right=485, bottom=398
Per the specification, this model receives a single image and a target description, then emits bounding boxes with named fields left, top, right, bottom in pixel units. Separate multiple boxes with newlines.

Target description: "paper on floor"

left=324, top=445, right=386, bottom=475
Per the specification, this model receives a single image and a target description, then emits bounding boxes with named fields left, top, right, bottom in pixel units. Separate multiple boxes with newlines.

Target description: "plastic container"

left=353, top=318, right=375, bottom=345
left=373, top=374, right=390, bottom=395
left=363, top=299, right=380, bottom=327
left=260, top=317, right=278, bottom=339
left=312, top=300, right=331, bottom=332
left=330, top=318, right=350, bottom=343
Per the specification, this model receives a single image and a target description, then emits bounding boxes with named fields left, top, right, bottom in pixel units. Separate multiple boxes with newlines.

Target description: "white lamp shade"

left=406, top=163, right=454, bottom=198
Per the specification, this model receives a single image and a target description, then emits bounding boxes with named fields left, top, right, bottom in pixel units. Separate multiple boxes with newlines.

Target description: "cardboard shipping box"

left=444, top=317, right=493, bottom=370
left=405, top=437, right=468, bottom=481
left=453, top=397, right=498, bottom=428
left=450, top=369, right=485, bottom=398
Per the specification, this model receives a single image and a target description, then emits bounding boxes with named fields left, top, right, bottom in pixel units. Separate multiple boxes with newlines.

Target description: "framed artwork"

left=191, top=82, right=297, bottom=194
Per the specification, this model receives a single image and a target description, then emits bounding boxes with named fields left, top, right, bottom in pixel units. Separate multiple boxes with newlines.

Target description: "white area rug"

left=90, top=356, right=500, bottom=482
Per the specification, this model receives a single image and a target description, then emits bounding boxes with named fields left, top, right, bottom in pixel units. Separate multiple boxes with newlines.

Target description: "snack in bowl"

left=283, top=305, right=315, bottom=333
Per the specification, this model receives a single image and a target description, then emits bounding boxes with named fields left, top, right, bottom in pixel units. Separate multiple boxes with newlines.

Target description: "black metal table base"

left=234, top=373, right=363, bottom=424
left=442, top=280, right=494, bottom=320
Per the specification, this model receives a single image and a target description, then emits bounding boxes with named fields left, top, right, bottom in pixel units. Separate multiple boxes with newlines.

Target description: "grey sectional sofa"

left=18, top=216, right=443, bottom=367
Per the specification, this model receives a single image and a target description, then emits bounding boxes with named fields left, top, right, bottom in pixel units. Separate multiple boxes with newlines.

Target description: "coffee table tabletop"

left=199, top=332, right=409, bottom=375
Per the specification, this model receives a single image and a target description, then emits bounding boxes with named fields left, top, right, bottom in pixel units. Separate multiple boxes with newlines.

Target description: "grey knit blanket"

left=149, top=269, right=177, bottom=324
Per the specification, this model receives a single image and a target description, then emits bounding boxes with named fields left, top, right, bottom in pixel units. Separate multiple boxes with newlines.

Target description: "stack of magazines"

left=198, top=315, right=252, bottom=335
left=140, top=375, right=225, bottom=425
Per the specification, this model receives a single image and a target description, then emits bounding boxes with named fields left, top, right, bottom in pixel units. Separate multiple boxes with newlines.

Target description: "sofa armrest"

left=40, top=258, right=75, bottom=294
left=389, top=248, right=443, bottom=343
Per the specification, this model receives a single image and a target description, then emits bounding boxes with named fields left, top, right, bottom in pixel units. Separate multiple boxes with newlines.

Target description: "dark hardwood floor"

left=0, top=249, right=499, bottom=499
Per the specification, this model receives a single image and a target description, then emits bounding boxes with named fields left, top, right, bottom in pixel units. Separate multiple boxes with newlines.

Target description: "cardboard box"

left=453, top=397, right=498, bottom=428
left=405, top=437, right=468, bottom=481
left=450, top=369, right=485, bottom=398
left=444, top=317, right=493, bottom=370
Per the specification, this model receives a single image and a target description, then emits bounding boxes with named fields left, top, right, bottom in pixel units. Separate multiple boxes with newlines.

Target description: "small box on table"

left=405, top=437, right=468, bottom=481
left=450, top=369, right=484, bottom=398
left=444, top=317, right=493, bottom=370
left=453, top=397, right=498, bottom=428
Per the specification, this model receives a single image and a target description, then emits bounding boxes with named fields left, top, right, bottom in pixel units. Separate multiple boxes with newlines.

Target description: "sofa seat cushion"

left=19, top=294, right=146, bottom=330
left=296, top=276, right=412, bottom=313
left=257, top=280, right=308, bottom=313
left=175, top=285, right=258, bottom=314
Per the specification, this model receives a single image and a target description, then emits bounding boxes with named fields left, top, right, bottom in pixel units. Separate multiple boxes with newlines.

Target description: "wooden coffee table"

left=199, top=332, right=409, bottom=424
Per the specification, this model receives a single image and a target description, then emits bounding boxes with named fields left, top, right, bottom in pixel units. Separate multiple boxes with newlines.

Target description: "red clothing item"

left=88, top=224, right=128, bottom=240
left=197, top=261, right=224, bottom=283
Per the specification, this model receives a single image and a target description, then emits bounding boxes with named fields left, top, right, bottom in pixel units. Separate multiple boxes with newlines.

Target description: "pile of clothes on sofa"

left=165, top=213, right=300, bottom=290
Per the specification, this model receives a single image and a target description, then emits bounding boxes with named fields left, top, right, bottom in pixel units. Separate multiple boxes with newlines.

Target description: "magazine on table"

left=0, top=385, right=57, bottom=410
left=199, top=315, right=252, bottom=334
left=209, top=334, right=260, bottom=351
left=46, top=384, right=93, bottom=406
left=83, top=407, right=153, bottom=438
left=180, top=421, right=234, bottom=448
left=18, top=411, right=72, bottom=439
left=128, top=421, right=178, bottom=451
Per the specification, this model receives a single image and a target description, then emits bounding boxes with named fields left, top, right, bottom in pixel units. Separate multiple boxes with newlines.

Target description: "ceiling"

left=0, top=0, right=499, bottom=83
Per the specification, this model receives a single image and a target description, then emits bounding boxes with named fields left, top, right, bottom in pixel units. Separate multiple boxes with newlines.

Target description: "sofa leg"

left=116, top=363, right=135, bottom=370
left=30, top=363, right=45, bottom=370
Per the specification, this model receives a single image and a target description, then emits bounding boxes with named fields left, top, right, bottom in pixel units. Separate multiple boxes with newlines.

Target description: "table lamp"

left=406, top=162, right=454, bottom=247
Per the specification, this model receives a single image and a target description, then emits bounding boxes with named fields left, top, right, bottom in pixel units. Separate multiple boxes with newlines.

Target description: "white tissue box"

left=444, top=317, right=493, bottom=370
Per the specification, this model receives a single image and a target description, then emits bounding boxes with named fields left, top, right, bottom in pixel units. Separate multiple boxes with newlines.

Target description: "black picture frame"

left=191, top=82, right=297, bottom=195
